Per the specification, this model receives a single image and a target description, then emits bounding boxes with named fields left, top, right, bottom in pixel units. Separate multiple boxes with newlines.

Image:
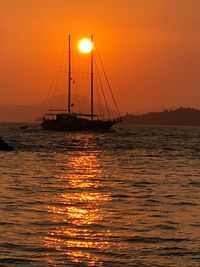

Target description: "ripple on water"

left=0, top=124, right=200, bottom=266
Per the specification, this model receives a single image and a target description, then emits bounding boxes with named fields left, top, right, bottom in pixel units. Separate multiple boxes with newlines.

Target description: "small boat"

left=41, top=35, right=121, bottom=131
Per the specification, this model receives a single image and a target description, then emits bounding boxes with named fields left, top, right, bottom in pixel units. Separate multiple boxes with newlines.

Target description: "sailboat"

left=41, top=35, right=121, bottom=131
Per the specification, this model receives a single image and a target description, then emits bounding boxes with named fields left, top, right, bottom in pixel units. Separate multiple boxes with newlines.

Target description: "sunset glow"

left=78, top=38, right=93, bottom=54
left=1, top=1, right=200, bottom=118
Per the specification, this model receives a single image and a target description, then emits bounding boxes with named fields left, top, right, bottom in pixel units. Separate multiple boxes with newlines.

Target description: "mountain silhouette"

left=122, top=107, right=200, bottom=126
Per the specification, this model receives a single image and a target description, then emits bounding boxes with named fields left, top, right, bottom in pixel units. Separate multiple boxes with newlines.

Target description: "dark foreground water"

left=0, top=123, right=200, bottom=267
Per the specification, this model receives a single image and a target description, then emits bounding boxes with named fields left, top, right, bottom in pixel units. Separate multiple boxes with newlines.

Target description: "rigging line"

left=56, top=71, right=66, bottom=108
left=94, top=75, right=104, bottom=119
left=71, top=51, right=82, bottom=113
left=94, top=68, right=104, bottom=119
left=94, top=41, right=121, bottom=117
left=44, top=42, right=67, bottom=103
left=44, top=71, right=60, bottom=102
left=82, top=69, right=90, bottom=114
left=50, top=72, right=61, bottom=109
left=61, top=72, right=67, bottom=108
left=94, top=55, right=111, bottom=119
left=54, top=76, right=60, bottom=108
left=73, top=77, right=81, bottom=114
left=96, top=77, right=105, bottom=119
left=75, top=74, right=82, bottom=113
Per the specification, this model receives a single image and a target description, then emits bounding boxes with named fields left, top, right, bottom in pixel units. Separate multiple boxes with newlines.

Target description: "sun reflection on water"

left=44, top=151, right=111, bottom=266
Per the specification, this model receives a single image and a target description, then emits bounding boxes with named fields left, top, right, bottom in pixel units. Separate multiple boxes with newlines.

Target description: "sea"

left=0, top=123, right=200, bottom=267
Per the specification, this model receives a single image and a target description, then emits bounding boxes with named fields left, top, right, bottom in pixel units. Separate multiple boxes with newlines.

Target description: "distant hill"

left=0, top=95, right=116, bottom=122
left=122, top=107, right=200, bottom=126
left=0, top=100, right=49, bottom=122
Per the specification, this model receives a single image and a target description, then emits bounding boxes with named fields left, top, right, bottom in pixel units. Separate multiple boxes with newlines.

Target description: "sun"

left=78, top=38, right=93, bottom=54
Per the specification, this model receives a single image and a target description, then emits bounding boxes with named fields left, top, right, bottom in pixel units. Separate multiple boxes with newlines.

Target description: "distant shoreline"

left=121, top=107, right=200, bottom=126
left=1, top=107, right=200, bottom=127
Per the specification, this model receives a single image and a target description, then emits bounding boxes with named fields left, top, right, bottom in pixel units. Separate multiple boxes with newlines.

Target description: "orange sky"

left=0, top=0, right=200, bottom=113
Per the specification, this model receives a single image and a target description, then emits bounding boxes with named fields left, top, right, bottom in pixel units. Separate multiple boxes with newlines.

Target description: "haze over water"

left=0, top=123, right=200, bottom=266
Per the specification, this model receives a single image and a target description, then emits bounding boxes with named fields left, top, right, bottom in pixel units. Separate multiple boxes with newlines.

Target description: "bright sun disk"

left=78, top=38, right=93, bottom=54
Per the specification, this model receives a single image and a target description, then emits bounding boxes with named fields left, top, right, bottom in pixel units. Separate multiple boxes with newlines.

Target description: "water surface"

left=0, top=123, right=200, bottom=266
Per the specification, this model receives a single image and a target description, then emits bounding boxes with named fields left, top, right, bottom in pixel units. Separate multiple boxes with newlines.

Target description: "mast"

left=91, top=34, right=94, bottom=120
left=68, top=34, right=71, bottom=114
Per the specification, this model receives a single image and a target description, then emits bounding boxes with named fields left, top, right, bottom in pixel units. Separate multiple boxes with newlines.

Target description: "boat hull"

left=41, top=118, right=118, bottom=131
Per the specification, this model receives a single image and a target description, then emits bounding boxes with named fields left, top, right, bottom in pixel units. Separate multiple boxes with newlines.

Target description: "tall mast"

left=68, top=34, right=71, bottom=114
left=91, top=34, right=94, bottom=120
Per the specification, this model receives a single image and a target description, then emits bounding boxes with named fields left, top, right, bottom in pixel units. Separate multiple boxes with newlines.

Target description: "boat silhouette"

left=41, top=35, right=121, bottom=131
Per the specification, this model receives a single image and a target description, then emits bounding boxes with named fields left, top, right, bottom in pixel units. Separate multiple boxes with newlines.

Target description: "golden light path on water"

left=44, top=150, right=112, bottom=266
left=1, top=126, right=200, bottom=266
